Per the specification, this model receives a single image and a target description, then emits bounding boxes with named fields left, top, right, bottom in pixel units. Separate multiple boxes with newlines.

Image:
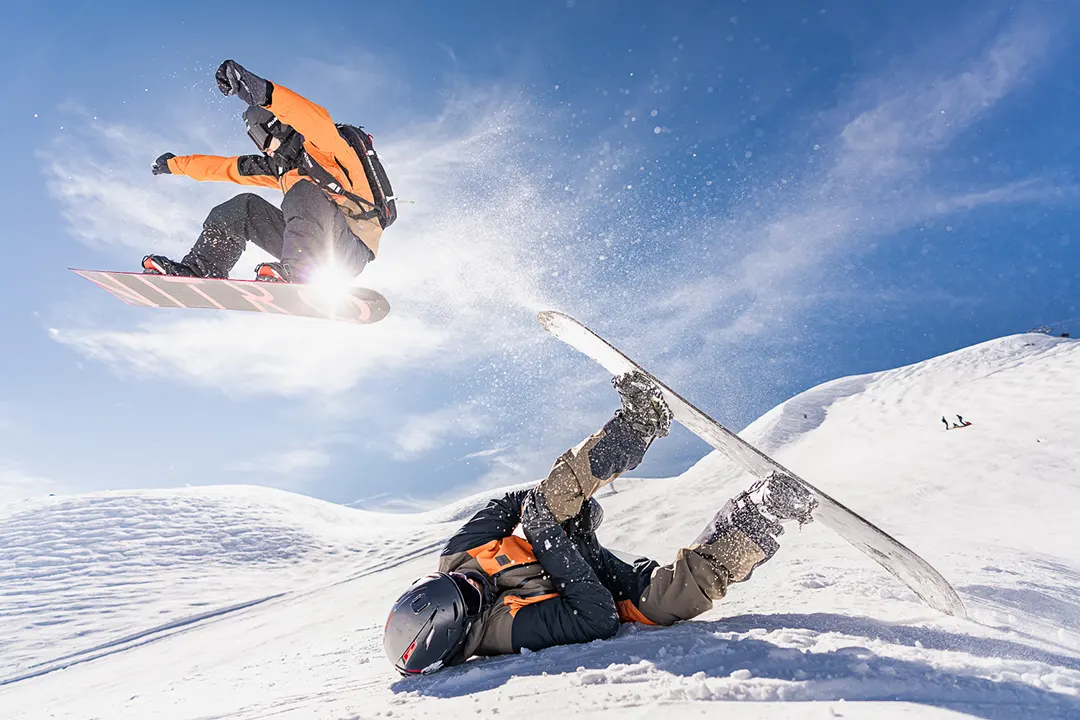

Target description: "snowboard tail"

left=538, top=310, right=967, bottom=618
left=72, top=269, right=390, bottom=325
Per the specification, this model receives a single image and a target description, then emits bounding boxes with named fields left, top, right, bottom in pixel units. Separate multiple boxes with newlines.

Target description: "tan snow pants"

left=536, top=425, right=770, bottom=627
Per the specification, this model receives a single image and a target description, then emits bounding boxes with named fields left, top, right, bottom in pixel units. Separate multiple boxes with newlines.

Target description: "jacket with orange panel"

left=437, top=415, right=660, bottom=665
left=164, top=83, right=383, bottom=256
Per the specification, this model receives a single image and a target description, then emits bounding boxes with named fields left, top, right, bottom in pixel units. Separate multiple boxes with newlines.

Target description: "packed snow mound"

left=2, top=332, right=1080, bottom=719
left=3, top=486, right=366, bottom=567
left=740, top=330, right=1073, bottom=452
left=0, top=485, right=443, bottom=677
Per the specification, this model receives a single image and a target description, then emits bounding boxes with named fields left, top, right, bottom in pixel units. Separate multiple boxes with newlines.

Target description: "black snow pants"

left=182, top=180, right=375, bottom=281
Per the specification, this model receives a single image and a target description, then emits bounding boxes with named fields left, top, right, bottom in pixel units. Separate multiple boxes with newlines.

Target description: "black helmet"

left=383, top=572, right=485, bottom=675
left=242, top=105, right=295, bottom=152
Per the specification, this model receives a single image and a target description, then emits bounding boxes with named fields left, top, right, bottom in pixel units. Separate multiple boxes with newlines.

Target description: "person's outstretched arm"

left=154, top=151, right=280, bottom=187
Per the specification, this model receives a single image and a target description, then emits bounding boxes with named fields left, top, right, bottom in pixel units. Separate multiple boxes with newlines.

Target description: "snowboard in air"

left=538, top=310, right=967, bottom=618
left=72, top=269, right=390, bottom=325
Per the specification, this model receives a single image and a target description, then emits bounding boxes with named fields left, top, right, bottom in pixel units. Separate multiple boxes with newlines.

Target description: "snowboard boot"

left=692, top=471, right=817, bottom=583
left=142, top=254, right=199, bottom=277
left=254, top=261, right=293, bottom=283
left=612, top=370, right=673, bottom=441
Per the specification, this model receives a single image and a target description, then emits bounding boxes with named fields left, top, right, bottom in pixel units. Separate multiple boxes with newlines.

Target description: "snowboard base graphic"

left=73, top=269, right=390, bottom=325
left=538, top=310, right=967, bottom=618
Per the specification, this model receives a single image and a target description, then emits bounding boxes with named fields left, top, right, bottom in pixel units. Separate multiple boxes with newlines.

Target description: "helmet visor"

left=449, top=573, right=484, bottom=618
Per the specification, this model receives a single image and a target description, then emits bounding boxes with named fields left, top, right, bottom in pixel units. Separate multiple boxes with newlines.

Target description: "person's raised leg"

left=633, top=471, right=816, bottom=626
left=145, top=193, right=284, bottom=279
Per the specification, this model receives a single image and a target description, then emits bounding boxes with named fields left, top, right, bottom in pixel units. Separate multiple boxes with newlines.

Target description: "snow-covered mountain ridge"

left=2, top=332, right=1079, bottom=719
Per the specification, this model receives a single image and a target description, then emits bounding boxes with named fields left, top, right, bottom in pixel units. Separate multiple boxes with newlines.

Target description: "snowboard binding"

left=142, top=254, right=198, bottom=277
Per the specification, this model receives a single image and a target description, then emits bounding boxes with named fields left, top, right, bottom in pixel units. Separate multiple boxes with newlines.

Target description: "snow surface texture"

left=2, top=332, right=1079, bottom=719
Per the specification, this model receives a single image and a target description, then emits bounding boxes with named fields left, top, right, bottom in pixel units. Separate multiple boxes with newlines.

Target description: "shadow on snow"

left=392, top=612, right=1080, bottom=720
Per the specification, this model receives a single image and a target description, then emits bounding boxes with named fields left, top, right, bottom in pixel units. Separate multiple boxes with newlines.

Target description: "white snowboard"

left=538, top=310, right=967, bottom=618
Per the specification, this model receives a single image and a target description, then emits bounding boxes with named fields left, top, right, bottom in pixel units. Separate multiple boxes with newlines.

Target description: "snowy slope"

left=2, top=333, right=1079, bottom=719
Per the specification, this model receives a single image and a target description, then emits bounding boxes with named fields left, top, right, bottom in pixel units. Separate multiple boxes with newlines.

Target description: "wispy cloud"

left=229, top=448, right=331, bottom=476
left=635, top=16, right=1065, bottom=357
left=463, top=447, right=505, bottom=460
left=48, top=312, right=449, bottom=398
left=42, top=109, right=266, bottom=259
left=831, top=21, right=1047, bottom=185
left=389, top=403, right=493, bottom=460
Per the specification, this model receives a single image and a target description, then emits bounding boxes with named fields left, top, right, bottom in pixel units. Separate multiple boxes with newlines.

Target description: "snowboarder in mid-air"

left=142, top=59, right=395, bottom=284
left=383, top=371, right=816, bottom=675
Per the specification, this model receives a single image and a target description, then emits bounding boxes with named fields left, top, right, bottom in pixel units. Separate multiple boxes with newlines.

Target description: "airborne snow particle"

left=653, top=126, right=662, bottom=134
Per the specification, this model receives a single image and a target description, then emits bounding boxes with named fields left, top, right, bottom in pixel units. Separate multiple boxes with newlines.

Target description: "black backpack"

left=301, top=123, right=397, bottom=229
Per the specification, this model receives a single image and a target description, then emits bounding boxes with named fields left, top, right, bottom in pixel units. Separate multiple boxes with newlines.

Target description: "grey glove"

left=215, top=59, right=272, bottom=107
left=612, top=370, right=673, bottom=439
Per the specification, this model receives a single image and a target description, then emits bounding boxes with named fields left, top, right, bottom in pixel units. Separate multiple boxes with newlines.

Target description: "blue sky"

left=2, top=0, right=1078, bottom=509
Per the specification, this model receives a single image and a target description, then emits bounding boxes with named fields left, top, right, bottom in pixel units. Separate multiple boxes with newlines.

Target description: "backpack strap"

left=300, top=151, right=385, bottom=224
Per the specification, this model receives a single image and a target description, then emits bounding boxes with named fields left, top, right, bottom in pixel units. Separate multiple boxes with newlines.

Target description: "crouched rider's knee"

left=205, top=193, right=264, bottom=231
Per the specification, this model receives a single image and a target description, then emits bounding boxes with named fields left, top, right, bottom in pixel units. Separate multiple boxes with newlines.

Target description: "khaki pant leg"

left=693, top=527, right=770, bottom=584
left=344, top=212, right=383, bottom=257
left=634, top=529, right=769, bottom=626
left=635, top=549, right=721, bottom=626
left=536, top=432, right=613, bottom=523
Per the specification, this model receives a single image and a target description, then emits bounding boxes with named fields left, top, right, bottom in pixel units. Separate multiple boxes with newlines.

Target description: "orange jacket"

left=166, top=85, right=381, bottom=254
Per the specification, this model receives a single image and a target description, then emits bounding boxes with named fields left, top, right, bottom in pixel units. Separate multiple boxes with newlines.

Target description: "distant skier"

left=383, top=371, right=815, bottom=675
left=941, top=416, right=949, bottom=430
left=142, top=60, right=395, bottom=283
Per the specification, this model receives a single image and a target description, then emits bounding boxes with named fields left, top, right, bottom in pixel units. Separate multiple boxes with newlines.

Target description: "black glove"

left=152, top=153, right=176, bottom=176
left=561, top=497, right=605, bottom=538
left=520, top=489, right=559, bottom=539
left=215, top=59, right=272, bottom=107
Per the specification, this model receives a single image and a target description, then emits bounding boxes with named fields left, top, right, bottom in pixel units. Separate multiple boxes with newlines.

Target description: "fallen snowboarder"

left=383, top=370, right=815, bottom=675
